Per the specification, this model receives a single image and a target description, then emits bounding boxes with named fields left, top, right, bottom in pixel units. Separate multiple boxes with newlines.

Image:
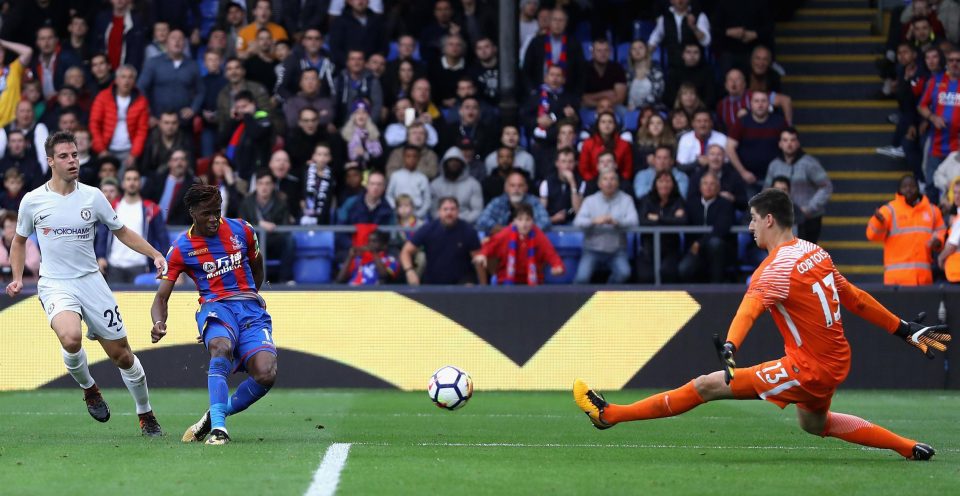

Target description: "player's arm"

left=3, top=234, right=28, bottom=297
left=838, top=277, right=950, bottom=358
left=716, top=295, right=766, bottom=383
left=113, top=226, right=166, bottom=273
left=150, top=279, right=175, bottom=343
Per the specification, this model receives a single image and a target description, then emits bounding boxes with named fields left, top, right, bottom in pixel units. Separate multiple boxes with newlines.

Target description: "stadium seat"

left=616, top=42, right=631, bottom=65
left=631, top=20, right=656, bottom=42
left=170, top=230, right=186, bottom=247
left=582, top=41, right=593, bottom=61
left=545, top=231, right=584, bottom=284
left=386, top=41, right=421, bottom=62
left=133, top=273, right=159, bottom=286
left=623, top=109, right=640, bottom=131
left=579, top=108, right=596, bottom=130
left=293, top=230, right=335, bottom=283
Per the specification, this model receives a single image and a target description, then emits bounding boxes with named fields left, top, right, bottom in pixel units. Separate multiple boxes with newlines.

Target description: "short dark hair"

left=654, top=144, right=674, bottom=156
left=122, top=167, right=142, bottom=179
left=556, top=147, right=576, bottom=159
left=438, top=196, right=459, bottom=208
left=183, top=184, right=222, bottom=210
left=781, top=126, right=799, bottom=139
left=255, top=168, right=275, bottom=182
left=44, top=131, right=77, bottom=157
left=235, top=89, right=255, bottom=104
left=770, top=175, right=791, bottom=189
left=512, top=202, right=534, bottom=219
left=749, top=188, right=795, bottom=228
left=403, top=144, right=421, bottom=154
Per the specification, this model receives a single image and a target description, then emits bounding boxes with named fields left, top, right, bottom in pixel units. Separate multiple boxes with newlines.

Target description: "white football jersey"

left=17, top=182, right=123, bottom=279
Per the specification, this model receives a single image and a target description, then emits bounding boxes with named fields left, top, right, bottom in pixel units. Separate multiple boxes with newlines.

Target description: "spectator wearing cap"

left=386, top=145, right=432, bottom=220
left=237, top=0, right=289, bottom=57
left=431, top=147, right=484, bottom=223
left=31, top=26, right=83, bottom=102
left=522, top=8, right=586, bottom=97
left=401, top=196, right=482, bottom=285
left=219, top=90, right=273, bottom=183
left=573, top=168, right=639, bottom=284
left=93, top=0, right=148, bottom=71
left=477, top=170, right=551, bottom=233
left=328, top=0, right=388, bottom=68
left=137, top=29, right=204, bottom=120
left=89, top=64, right=149, bottom=169
left=385, top=122, right=439, bottom=180
left=333, top=50, right=384, bottom=126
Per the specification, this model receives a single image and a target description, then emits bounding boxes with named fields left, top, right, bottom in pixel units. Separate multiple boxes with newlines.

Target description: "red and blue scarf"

left=503, top=226, right=539, bottom=286
left=225, top=121, right=245, bottom=160
left=544, top=35, right=567, bottom=72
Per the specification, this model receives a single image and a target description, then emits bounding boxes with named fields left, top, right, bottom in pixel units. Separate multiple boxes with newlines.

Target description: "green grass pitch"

left=0, top=389, right=958, bottom=495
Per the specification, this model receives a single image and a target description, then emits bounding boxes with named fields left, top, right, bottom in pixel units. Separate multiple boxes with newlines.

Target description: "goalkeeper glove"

left=894, top=312, right=951, bottom=359
left=713, top=334, right=736, bottom=384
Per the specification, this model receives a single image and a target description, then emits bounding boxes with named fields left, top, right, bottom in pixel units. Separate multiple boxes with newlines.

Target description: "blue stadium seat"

left=293, top=230, right=335, bottom=283
left=169, top=230, right=186, bottom=247
left=623, top=109, right=640, bottom=131
left=545, top=231, right=584, bottom=284
left=616, top=42, right=631, bottom=65
left=582, top=41, right=593, bottom=61
left=441, top=107, right=457, bottom=124
left=632, top=20, right=656, bottom=42
left=387, top=41, right=421, bottom=62
left=133, top=273, right=159, bottom=286
left=579, top=108, right=596, bottom=130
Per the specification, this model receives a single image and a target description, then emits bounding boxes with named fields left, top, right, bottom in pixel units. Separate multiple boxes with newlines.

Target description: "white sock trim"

left=61, top=348, right=95, bottom=389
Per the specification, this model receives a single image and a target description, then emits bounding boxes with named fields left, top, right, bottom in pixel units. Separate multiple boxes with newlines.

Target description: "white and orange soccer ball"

left=428, top=366, right=473, bottom=410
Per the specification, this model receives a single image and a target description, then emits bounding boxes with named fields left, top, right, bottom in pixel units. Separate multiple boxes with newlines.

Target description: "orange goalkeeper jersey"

left=744, top=239, right=853, bottom=394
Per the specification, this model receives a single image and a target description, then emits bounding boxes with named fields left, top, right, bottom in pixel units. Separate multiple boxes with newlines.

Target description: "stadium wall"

left=0, top=287, right=955, bottom=391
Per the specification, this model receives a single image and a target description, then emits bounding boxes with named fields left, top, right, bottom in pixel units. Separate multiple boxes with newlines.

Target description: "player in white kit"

left=4, top=132, right=167, bottom=436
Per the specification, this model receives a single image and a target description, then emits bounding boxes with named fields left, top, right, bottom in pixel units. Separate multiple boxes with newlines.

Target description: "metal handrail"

left=168, top=224, right=753, bottom=286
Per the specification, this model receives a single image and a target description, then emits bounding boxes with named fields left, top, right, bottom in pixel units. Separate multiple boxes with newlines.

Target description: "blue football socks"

left=226, top=377, right=271, bottom=416
left=208, top=357, right=232, bottom=430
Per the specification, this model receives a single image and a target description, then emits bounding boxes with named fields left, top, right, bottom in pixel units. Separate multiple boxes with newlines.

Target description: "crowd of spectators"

left=0, top=0, right=839, bottom=286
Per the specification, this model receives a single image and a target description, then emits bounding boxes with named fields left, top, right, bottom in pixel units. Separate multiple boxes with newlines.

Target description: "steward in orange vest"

left=866, top=175, right=945, bottom=285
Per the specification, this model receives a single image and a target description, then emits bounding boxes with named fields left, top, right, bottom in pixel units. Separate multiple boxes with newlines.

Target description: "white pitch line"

left=304, top=443, right=352, bottom=496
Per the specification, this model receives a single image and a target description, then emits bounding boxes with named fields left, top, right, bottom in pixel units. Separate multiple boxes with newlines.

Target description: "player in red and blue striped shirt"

left=150, top=184, right=276, bottom=446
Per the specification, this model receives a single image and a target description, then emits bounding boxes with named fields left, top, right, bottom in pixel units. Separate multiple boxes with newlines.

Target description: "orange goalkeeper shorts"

left=729, top=355, right=835, bottom=413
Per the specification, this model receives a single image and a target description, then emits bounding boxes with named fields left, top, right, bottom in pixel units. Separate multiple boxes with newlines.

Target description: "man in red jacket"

left=89, top=65, right=150, bottom=169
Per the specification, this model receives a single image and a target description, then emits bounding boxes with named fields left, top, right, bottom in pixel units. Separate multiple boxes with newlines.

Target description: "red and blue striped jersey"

left=918, top=73, right=960, bottom=158
left=161, top=218, right=261, bottom=304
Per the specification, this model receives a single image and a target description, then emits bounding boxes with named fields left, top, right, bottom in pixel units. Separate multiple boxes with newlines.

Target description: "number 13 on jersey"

left=811, top=273, right=842, bottom=327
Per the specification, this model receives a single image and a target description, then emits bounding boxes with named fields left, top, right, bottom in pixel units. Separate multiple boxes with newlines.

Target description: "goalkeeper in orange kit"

left=574, top=189, right=950, bottom=460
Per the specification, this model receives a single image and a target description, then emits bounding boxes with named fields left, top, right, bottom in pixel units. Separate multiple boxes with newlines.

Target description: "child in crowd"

left=336, top=231, right=397, bottom=285
left=0, top=168, right=25, bottom=211
left=473, top=203, right=564, bottom=285
left=301, top=143, right=337, bottom=225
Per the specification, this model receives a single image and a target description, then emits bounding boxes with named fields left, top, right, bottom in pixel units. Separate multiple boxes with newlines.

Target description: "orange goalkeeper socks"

left=603, top=380, right=705, bottom=424
left=822, top=412, right=915, bottom=458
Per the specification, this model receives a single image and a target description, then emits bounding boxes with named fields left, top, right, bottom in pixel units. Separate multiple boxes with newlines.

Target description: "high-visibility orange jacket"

left=866, top=193, right=946, bottom=286
left=946, top=216, right=960, bottom=282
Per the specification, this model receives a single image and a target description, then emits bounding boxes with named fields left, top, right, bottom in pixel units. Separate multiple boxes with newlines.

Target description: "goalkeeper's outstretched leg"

left=573, top=371, right=732, bottom=428
left=796, top=407, right=935, bottom=460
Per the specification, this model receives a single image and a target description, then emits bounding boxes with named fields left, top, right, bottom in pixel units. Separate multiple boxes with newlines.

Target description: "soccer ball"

left=428, top=366, right=473, bottom=410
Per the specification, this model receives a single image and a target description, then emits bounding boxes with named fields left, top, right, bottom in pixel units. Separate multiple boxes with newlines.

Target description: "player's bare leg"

left=205, top=337, right=234, bottom=445
left=99, top=337, right=161, bottom=436
left=50, top=311, right=109, bottom=422
left=796, top=406, right=934, bottom=460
